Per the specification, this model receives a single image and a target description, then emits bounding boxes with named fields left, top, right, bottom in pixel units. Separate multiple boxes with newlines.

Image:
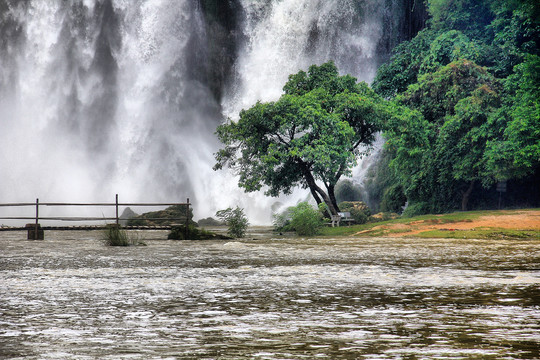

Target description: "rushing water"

left=1, top=231, right=539, bottom=359
left=0, top=1, right=410, bottom=222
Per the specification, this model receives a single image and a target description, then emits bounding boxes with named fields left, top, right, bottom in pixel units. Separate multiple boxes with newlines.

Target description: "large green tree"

left=214, top=62, right=389, bottom=215
left=485, top=54, right=540, bottom=179
left=370, top=0, right=540, bottom=214
left=384, top=60, right=503, bottom=212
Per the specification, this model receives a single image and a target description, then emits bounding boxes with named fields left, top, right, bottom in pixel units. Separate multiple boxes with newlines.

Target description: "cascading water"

left=224, top=0, right=385, bottom=117
left=0, top=0, right=412, bottom=222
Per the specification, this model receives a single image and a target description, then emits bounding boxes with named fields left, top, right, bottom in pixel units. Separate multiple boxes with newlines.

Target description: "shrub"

left=104, top=225, right=144, bottom=246
left=339, top=201, right=371, bottom=224
left=289, top=202, right=323, bottom=236
left=272, top=207, right=293, bottom=232
left=380, top=184, right=407, bottom=213
left=216, top=206, right=249, bottom=238
left=168, top=225, right=231, bottom=240
left=401, top=201, right=431, bottom=218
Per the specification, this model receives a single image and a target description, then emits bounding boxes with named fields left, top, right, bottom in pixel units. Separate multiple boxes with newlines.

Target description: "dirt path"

left=356, top=210, right=540, bottom=237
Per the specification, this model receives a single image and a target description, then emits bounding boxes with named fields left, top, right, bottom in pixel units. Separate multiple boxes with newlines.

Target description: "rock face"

left=119, top=207, right=138, bottom=226
left=128, top=205, right=194, bottom=226
left=197, top=217, right=225, bottom=227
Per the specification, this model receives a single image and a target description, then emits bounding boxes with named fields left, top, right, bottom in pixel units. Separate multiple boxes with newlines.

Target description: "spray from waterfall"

left=0, top=0, right=393, bottom=224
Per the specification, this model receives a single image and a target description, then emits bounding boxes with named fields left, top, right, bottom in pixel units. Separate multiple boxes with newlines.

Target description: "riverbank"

left=320, top=209, right=540, bottom=239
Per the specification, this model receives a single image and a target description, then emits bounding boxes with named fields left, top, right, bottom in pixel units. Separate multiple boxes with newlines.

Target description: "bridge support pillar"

left=26, top=223, right=44, bottom=240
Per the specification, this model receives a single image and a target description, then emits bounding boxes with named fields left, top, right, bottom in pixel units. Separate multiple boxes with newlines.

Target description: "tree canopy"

left=371, top=0, right=540, bottom=215
left=214, top=61, right=389, bottom=215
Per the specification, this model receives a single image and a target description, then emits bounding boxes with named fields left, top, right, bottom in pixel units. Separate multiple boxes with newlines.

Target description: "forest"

left=369, top=0, right=539, bottom=215
left=215, top=0, right=540, bottom=217
left=360, top=0, right=540, bottom=215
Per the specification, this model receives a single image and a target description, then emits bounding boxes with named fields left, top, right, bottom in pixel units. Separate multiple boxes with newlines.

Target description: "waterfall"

left=0, top=0, right=409, bottom=223
left=224, top=0, right=386, bottom=118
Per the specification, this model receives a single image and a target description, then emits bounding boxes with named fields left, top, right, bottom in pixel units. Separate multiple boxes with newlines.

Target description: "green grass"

left=319, top=209, right=540, bottom=240
left=415, top=229, right=540, bottom=240
left=318, top=222, right=374, bottom=236
left=103, top=226, right=146, bottom=246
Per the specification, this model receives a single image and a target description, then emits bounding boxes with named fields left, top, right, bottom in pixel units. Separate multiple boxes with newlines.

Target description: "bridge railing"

left=0, top=194, right=190, bottom=239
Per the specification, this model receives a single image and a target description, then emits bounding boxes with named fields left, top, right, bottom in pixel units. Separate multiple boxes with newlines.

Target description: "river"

left=1, top=230, right=539, bottom=359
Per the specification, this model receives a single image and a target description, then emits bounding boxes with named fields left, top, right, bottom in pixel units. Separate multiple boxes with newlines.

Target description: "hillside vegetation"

left=367, top=0, right=539, bottom=216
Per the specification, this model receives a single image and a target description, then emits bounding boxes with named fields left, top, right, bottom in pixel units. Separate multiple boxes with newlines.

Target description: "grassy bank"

left=319, top=209, right=540, bottom=240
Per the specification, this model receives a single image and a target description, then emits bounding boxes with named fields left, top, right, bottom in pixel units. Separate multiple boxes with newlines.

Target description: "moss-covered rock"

left=168, top=225, right=232, bottom=240
left=197, top=217, right=225, bottom=226
left=128, top=205, right=195, bottom=226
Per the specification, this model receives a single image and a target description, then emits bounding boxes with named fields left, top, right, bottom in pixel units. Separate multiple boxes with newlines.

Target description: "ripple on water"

left=0, top=233, right=539, bottom=359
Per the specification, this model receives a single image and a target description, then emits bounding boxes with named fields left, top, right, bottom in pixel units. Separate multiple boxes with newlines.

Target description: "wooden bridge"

left=0, top=194, right=190, bottom=239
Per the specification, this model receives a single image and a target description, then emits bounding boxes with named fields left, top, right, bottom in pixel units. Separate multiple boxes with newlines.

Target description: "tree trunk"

left=300, top=164, right=339, bottom=215
left=461, top=181, right=475, bottom=211
left=327, top=183, right=340, bottom=214
left=308, top=185, right=323, bottom=206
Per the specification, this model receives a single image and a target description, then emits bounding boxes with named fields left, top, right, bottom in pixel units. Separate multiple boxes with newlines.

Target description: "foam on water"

left=1, top=232, right=539, bottom=359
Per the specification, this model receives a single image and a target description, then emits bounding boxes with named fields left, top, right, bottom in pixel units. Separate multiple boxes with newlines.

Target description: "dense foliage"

left=214, top=62, right=391, bottom=215
left=273, top=202, right=323, bottom=236
left=338, top=201, right=371, bottom=224
left=289, top=202, right=324, bottom=236
left=216, top=206, right=249, bottom=238
left=371, top=0, right=540, bottom=214
left=334, top=179, right=364, bottom=203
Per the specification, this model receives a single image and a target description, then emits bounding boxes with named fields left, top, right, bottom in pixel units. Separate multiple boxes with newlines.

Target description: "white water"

left=1, top=232, right=539, bottom=359
left=0, top=0, right=388, bottom=223
left=223, top=0, right=384, bottom=118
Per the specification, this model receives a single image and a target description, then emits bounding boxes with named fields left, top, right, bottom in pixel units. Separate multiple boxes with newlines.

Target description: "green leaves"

left=372, top=0, right=540, bottom=214
left=384, top=60, right=505, bottom=212
left=488, top=54, right=540, bottom=175
left=215, top=206, right=249, bottom=238
left=214, top=62, right=387, bottom=213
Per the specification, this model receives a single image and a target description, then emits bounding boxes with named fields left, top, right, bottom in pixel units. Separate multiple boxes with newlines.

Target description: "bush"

left=289, top=202, right=323, bottom=236
left=216, top=206, right=249, bottom=238
left=339, top=201, right=371, bottom=224
left=272, top=207, right=293, bottom=232
left=103, top=225, right=144, bottom=246
left=401, top=202, right=431, bottom=218
left=380, top=184, right=407, bottom=213
left=168, top=225, right=231, bottom=240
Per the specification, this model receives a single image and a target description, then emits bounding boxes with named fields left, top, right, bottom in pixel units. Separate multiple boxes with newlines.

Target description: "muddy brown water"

left=1, top=230, right=539, bottom=359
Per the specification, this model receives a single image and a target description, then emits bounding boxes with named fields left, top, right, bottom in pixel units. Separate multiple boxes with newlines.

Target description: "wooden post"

left=186, top=198, right=190, bottom=240
left=35, top=198, right=39, bottom=240
left=27, top=198, right=43, bottom=240
left=115, top=194, right=119, bottom=226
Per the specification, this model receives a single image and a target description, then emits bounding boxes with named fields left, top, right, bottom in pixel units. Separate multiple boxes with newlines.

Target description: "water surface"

left=1, top=230, right=539, bottom=359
